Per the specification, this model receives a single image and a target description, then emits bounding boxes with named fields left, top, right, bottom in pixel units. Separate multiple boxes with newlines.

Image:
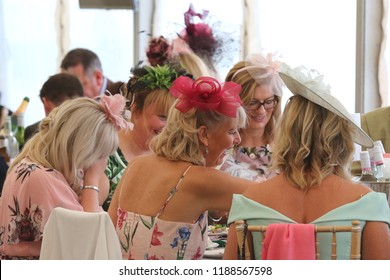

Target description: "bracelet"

left=80, top=185, right=99, bottom=193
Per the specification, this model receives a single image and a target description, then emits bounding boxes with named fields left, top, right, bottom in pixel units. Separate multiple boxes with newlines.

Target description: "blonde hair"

left=178, top=52, right=214, bottom=79
left=226, top=60, right=283, bottom=143
left=9, top=98, right=119, bottom=191
left=151, top=101, right=246, bottom=166
left=122, top=72, right=178, bottom=117
left=272, top=96, right=355, bottom=190
left=125, top=87, right=176, bottom=120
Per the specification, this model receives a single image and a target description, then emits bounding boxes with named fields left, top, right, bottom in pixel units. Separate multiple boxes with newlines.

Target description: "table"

left=203, top=234, right=226, bottom=259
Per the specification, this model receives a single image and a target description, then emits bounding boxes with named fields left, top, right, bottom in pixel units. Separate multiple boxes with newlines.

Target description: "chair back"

left=40, top=207, right=122, bottom=260
left=235, top=220, right=361, bottom=260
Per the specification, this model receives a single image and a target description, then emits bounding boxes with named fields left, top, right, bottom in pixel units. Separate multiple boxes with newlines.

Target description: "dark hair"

left=0, top=105, right=12, bottom=116
left=60, top=48, right=102, bottom=75
left=40, top=73, right=84, bottom=106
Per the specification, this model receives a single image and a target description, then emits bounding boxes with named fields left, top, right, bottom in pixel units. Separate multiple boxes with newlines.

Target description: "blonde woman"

left=102, top=64, right=190, bottom=210
left=108, top=76, right=258, bottom=260
left=224, top=65, right=390, bottom=260
left=219, top=53, right=284, bottom=182
left=0, top=95, right=130, bottom=259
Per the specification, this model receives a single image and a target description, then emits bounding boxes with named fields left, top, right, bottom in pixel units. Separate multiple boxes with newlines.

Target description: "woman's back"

left=118, top=156, right=206, bottom=222
left=224, top=62, right=390, bottom=260
left=228, top=174, right=390, bottom=259
left=244, top=175, right=370, bottom=223
left=112, top=156, right=207, bottom=259
left=108, top=154, right=252, bottom=259
left=116, top=155, right=251, bottom=222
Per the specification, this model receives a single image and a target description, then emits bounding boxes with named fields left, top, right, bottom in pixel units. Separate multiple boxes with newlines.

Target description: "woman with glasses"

left=218, top=53, right=284, bottom=182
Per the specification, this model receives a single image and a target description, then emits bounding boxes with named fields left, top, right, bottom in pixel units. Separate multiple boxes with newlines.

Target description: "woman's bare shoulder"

left=190, top=165, right=258, bottom=185
left=332, top=176, right=373, bottom=195
left=241, top=175, right=280, bottom=198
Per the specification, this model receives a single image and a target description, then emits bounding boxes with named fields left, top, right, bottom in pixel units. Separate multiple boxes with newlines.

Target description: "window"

left=152, top=0, right=357, bottom=111
left=0, top=0, right=134, bottom=127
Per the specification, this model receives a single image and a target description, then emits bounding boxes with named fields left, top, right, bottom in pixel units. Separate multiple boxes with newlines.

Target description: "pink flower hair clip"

left=99, top=94, right=134, bottom=131
left=169, top=76, right=242, bottom=118
left=232, top=53, right=282, bottom=81
left=146, top=36, right=170, bottom=67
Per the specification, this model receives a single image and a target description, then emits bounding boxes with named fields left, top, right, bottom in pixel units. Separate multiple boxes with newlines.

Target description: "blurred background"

left=0, top=0, right=388, bottom=127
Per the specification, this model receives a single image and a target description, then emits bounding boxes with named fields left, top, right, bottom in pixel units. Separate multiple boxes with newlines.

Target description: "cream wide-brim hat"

left=279, top=71, right=374, bottom=148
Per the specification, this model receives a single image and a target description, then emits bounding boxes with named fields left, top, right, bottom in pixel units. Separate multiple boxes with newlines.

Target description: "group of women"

left=0, top=48, right=389, bottom=260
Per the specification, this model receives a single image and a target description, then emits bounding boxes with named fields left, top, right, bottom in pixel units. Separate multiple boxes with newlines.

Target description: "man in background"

left=361, top=106, right=390, bottom=153
left=60, top=48, right=123, bottom=99
left=24, top=73, right=84, bottom=142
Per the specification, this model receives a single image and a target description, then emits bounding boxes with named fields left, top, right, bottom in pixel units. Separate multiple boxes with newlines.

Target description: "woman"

left=108, top=76, right=257, bottom=260
left=102, top=64, right=190, bottom=210
left=219, top=53, right=284, bottom=182
left=0, top=105, right=11, bottom=129
left=223, top=64, right=390, bottom=260
left=146, top=36, right=214, bottom=79
left=0, top=105, right=12, bottom=194
left=0, top=95, right=130, bottom=259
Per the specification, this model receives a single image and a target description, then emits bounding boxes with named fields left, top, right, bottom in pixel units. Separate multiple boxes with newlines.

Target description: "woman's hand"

left=83, top=158, right=108, bottom=186
left=81, top=158, right=108, bottom=212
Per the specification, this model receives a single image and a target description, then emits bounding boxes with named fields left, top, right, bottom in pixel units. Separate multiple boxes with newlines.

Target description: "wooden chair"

left=235, top=220, right=361, bottom=260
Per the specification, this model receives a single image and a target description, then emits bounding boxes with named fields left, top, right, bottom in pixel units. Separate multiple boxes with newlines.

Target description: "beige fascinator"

left=279, top=64, right=373, bottom=148
left=232, top=53, right=284, bottom=97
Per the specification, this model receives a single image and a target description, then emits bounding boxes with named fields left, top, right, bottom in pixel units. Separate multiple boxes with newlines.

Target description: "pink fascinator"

left=232, top=53, right=282, bottom=79
left=180, top=5, right=215, bottom=55
left=232, top=53, right=284, bottom=97
left=99, top=94, right=134, bottom=131
left=170, top=76, right=242, bottom=118
left=146, top=36, right=170, bottom=67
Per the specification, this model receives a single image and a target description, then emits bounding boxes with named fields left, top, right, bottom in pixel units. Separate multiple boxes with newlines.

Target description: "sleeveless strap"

left=118, top=163, right=133, bottom=209
left=156, top=165, right=192, bottom=218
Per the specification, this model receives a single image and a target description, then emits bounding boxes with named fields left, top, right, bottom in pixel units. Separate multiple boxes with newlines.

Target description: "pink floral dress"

left=115, top=165, right=208, bottom=260
left=219, top=145, right=277, bottom=182
left=0, top=159, right=83, bottom=259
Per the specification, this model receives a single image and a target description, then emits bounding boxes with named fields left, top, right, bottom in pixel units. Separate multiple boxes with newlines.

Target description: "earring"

left=205, top=146, right=209, bottom=155
left=123, top=109, right=131, bottom=121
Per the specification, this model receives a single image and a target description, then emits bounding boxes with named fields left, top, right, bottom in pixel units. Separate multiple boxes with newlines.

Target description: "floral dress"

left=103, top=148, right=128, bottom=211
left=115, top=165, right=208, bottom=260
left=0, top=159, right=83, bottom=259
left=219, top=145, right=277, bottom=182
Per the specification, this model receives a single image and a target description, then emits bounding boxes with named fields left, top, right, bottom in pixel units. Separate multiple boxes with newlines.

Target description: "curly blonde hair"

left=9, top=98, right=119, bottom=191
left=225, top=60, right=283, bottom=143
left=150, top=100, right=246, bottom=166
left=272, top=96, right=355, bottom=190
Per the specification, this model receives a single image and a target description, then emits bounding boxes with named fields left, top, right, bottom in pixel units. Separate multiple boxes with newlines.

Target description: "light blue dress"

left=228, top=192, right=390, bottom=259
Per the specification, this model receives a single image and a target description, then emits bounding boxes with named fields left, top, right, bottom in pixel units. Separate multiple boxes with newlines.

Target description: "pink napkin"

left=261, top=224, right=315, bottom=260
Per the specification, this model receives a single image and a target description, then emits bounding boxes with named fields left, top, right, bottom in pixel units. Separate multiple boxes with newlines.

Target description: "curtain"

left=56, top=0, right=69, bottom=68
left=379, top=0, right=389, bottom=106
left=243, top=0, right=262, bottom=58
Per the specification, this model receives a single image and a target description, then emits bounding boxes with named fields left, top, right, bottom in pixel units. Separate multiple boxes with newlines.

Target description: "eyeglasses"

left=247, top=96, right=279, bottom=111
